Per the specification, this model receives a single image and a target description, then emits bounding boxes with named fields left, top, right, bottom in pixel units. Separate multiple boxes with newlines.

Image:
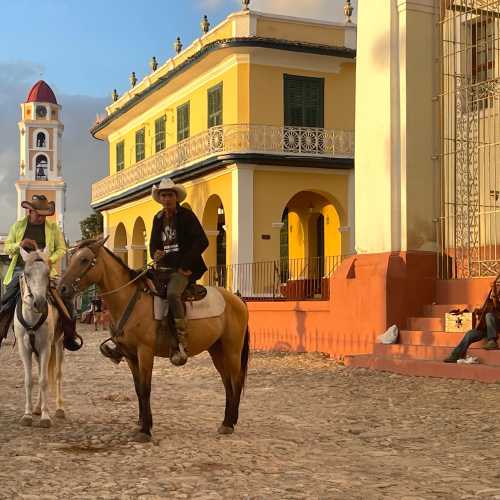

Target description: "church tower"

left=16, top=80, right=66, bottom=232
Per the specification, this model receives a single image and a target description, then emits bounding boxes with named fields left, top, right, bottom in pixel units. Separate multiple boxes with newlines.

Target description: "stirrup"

left=99, top=338, right=123, bottom=364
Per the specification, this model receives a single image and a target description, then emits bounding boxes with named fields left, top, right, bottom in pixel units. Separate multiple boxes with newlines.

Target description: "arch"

left=113, top=222, right=128, bottom=265
left=281, top=189, right=342, bottom=264
left=36, top=131, right=47, bottom=148
left=131, top=217, right=147, bottom=269
left=35, top=154, right=48, bottom=180
left=202, top=194, right=226, bottom=285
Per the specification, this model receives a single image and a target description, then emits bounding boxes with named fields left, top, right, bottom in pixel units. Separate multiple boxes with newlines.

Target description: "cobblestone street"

left=1, top=325, right=500, bottom=499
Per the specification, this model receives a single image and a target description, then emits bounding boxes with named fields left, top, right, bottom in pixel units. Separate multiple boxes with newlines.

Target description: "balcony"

left=91, top=124, right=355, bottom=204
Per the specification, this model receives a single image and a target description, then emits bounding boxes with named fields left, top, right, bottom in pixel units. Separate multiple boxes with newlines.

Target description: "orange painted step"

left=373, top=343, right=500, bottom=365
left=398, top=330, right=488, bottom=348
left=344, top=354, right=500, bottom=383
left=422, top=303, right=471, bottom=318
left=407, top=317, right=443, bottom=331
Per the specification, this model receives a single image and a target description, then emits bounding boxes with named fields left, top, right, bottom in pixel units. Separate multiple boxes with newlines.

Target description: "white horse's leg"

left=38, top=333, right=52, bottom=427
left=17, top=333, right=33, bottom=426
left=55, top=339, right=65, bottom=418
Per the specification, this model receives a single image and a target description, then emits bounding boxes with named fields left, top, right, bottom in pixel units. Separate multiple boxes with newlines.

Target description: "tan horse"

left=58, top=238, right=249, bottom=442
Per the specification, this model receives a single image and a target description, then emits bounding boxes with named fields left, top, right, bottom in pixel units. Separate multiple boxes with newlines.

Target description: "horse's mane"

left=75, top=239, right=141, bottom=280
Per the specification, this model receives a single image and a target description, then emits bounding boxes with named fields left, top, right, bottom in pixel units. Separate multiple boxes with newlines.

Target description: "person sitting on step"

left=444, top=282, right=500, bottom=363
left=0, top=195, right=83, bottom=351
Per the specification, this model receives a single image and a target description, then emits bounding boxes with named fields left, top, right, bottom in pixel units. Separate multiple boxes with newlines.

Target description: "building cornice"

left=91, top=37, right=356, bottom=139
left=92, top=154, right=354, bottom=211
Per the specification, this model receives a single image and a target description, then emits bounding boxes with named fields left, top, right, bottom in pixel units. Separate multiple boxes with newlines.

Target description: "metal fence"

left=207, top=255, right=346, bottom=301
left=437, top=0, right=500, bottom=278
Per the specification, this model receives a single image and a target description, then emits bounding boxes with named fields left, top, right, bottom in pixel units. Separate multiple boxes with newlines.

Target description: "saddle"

left=147, top=268, right=207, bottom=302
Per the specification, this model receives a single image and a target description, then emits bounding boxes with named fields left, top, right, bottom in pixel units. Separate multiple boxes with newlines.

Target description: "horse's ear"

left=19, top=246, right=30, bottom=262
left=40, top=247, right=50, bottom=262
left=89, top=235, right=109, bottom=253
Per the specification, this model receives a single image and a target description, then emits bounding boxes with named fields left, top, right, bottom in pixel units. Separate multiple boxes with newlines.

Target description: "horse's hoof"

left=55, top=409, right=66, bottom=419
left=217, top=425, right=234, bottom=435
left=33, top=407, right=41, bottom=416
left=131, top=431, right=152, bottom=443
left=20, top=415, right=32, bottom=427
left=170, top=351, right=188, bottom=367
left=39, top=418, right=52, bottom=428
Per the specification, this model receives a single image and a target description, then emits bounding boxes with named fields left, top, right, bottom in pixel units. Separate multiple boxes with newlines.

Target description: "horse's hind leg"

left=38, top=345, right=52, bottom=427
left=130, top=347, right=154, bottom=442
left=17, top=339, right=33, bottom=426
left=126, top=357, right=144, bottom=429
left=209, top=341, right=242, bottom=435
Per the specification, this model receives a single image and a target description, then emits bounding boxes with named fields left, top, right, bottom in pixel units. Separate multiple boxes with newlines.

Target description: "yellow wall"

left=250, top=63, right=355, bottom=129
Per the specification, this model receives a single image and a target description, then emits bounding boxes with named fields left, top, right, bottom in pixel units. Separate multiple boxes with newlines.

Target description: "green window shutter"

left=116, top=141, right=124, bottom=172
left=177, top=102, right=190, bottom=142
left=208, top=83, right=223, bottom=128
left=135, top=128, right=145, bottom=162
left=284, top=74, right=324, bottom=128
left=154, top=116, right=166, bottom=153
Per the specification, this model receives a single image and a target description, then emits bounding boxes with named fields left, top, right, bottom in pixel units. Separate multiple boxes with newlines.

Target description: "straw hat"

left=21, top=194, right=55, bottom=216
left=152, top=178, right=187, bottom=203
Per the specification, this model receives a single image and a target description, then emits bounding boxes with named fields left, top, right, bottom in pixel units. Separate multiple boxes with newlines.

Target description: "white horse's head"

left=20, top=248, right=51, bottom=314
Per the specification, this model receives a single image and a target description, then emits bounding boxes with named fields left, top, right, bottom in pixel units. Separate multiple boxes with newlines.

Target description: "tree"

left=80, top=211, right=103, bottom=240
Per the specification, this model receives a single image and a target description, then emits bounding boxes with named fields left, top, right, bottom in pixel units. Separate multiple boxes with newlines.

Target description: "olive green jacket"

left=3, top=217, right=67, bottom=285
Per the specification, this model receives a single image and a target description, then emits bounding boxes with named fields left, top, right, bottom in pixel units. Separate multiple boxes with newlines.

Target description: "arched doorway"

left=202, top=195, right=226, bottom=286
left=113, top=223, right=128, bottom=265
left=131, top=217, right=147, bottom=269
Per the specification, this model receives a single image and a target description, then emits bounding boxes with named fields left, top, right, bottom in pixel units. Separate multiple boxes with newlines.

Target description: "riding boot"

left=60, top=315, right=83, bottom=351
left=170, top=318, right=188, bottom=367
left=0, top=306, right=15, bottom=348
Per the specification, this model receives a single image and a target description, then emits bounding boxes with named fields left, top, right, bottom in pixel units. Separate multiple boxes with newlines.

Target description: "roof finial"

left=201, top=15, right=210, bottom=34
left=174, top=37, right=183, bottom=54
left=111, top=89, right=119, bottom=102
left=150, top=56, right=158, bottom=72
left=242, top=0, right=250, bottom=11
left=344, top=0, right=353, bottom=24
left=129, top=72, right=137, bottom=88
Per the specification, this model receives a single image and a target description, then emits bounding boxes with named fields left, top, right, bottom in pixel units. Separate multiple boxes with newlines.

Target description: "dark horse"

left=58, top=238, right=249, bottom=442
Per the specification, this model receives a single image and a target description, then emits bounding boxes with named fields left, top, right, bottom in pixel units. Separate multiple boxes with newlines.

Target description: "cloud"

left=0, top=61, right=107, bottom=242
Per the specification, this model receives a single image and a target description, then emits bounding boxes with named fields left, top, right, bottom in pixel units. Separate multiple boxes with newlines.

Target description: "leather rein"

left=16, top=274, right=49, bottom=357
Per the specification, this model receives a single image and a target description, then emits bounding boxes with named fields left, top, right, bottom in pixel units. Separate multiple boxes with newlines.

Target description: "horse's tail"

left=239, top=325, right=250, bottom=393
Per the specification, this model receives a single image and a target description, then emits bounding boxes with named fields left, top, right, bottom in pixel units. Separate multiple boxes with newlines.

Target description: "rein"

left=16, top=275, right=48, bottom=357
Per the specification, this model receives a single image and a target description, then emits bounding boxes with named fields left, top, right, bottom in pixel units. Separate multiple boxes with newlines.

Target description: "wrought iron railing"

left=92, top=124, right=355, bottom=203
left=207, top=255, right=346, bottom=301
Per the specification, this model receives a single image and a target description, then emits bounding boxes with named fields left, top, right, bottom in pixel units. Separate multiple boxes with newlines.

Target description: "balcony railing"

left=92, top=124, right=354, bottom=203
left=207, top=255, right=347, bottom=301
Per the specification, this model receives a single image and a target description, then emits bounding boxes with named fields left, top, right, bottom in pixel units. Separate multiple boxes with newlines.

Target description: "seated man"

left=0, top=195, right=82, bottom=351
left=444, top=284, right=499, bottom=363
left=100, top=177, right=208, bottom=366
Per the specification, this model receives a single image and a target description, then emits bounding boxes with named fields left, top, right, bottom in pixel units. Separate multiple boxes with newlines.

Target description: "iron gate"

left=438, top=0, right=500, bottom=278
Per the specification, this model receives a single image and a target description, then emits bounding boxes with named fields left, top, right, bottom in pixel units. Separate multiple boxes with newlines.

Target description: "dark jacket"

left=150, top=205, right=209, bottom=281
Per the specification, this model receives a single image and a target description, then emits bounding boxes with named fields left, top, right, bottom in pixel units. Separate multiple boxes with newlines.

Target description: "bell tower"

left=16, top=80, right=66, bottom=232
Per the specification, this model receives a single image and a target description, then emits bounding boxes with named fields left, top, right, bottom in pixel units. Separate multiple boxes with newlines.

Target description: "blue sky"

left=0, top=0, right=355, bottom=240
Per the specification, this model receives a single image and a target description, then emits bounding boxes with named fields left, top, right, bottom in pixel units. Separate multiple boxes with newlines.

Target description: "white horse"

left=14, top=248, right=65, bottom=427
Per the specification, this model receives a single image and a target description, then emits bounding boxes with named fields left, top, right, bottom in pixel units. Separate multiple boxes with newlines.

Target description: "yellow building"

left=90, top=7, right=356, bottom=288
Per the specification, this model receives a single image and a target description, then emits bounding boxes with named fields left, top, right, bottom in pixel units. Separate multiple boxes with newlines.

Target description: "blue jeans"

left=450, top=312, right=499, bottom=358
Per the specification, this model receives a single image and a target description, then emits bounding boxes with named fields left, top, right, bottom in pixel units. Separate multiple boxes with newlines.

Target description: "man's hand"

left=153, top=250, right=165, bottom=262
left=20, top=239, right=37, bottom=251
left=178, top=268, right=192, bottom=277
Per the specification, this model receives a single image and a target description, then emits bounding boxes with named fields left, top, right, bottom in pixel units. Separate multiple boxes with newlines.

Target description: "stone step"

left=373, top=343, right=500, bottom=365
left=407, top=317, right=443, bottom=331
left=398, top=330, right=486, bottom=348
left=344, top=354, right=500, bottom=383
left=422, top=303, right=471, bottom=318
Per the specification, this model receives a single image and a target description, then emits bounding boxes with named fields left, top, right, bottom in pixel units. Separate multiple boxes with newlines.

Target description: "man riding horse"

left=0, top=195, right=82, bottom=351
left=101, top=177, right=209, bottom=366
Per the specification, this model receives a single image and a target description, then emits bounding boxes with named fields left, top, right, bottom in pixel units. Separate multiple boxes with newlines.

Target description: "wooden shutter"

left=177, top=102, right=190, bottom=142
left=284, top=74, right=324, bottom=128
left=208, top=83, right=223, bottom=128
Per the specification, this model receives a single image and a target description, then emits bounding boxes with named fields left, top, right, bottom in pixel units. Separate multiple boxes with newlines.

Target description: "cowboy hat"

left=152, top=177, right=187, bottom=204
left=21, top=194, right=55, bottom=216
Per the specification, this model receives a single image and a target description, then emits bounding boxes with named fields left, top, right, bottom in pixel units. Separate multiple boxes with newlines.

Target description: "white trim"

left=397, top=0, right=436, bottom=14
left=250, top=10, right=357, bottom=30
left=231, top=165, right=254, bottom=265
left=32, top=128, right=50, bottom=151
left=272, top=222, right=284, bottom=229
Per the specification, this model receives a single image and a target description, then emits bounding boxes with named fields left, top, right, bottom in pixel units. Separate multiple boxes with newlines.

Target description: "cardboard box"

left=445, top=312, right=473, bottom=333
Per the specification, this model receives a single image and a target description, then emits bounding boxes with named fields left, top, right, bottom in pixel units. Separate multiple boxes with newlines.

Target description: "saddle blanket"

left=154, top=286, right=225, bottom=321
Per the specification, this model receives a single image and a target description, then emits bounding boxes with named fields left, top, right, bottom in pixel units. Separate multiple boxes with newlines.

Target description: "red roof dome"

left=25, top=80, right=58, bottom=105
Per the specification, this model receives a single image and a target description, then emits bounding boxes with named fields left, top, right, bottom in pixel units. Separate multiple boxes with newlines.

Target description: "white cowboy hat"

left=151, top=177, right=187, bottom=204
